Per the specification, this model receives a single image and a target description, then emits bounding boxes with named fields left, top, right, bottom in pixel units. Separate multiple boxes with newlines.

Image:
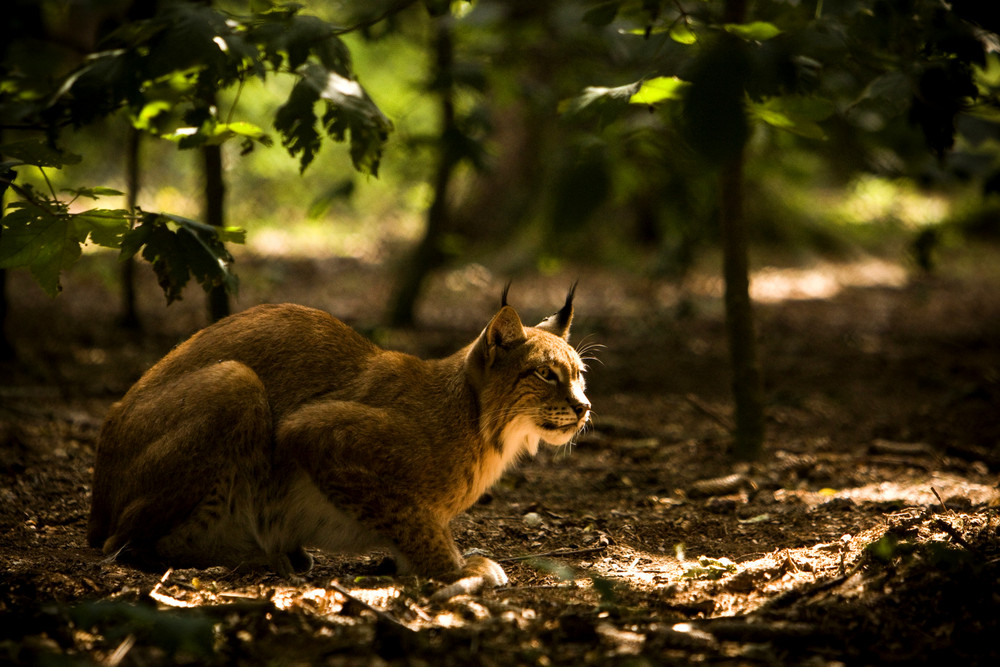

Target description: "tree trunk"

left=0, top=134, right=13, bottom=361
left=203, top=142, right=230, bottom=322
left=388, top=20, right=457, bottom=328
left=0, top=267, right=11, bottom=362
left=719, top=0, right=764, bottom=460
left=119, top=125, right=141, bottom=330
left=720, top=152, right=765, bottom=460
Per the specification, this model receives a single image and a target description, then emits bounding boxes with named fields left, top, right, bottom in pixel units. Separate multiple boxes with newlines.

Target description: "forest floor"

left=1, top=241, right=999, bottom=665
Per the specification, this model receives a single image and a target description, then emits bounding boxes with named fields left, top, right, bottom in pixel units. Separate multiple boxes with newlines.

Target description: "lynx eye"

left=534, top=367, right=559, bottom=384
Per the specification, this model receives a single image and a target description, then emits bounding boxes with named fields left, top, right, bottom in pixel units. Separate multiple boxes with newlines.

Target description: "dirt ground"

left=1, top=243, right=999, bottom=665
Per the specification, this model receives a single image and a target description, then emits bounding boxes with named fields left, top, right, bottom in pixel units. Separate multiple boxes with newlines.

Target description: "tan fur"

left=89, top=297, right=590, bottom=589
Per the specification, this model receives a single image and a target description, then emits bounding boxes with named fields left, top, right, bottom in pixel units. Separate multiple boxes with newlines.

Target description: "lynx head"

left=466, top=284, right=592, bottom=458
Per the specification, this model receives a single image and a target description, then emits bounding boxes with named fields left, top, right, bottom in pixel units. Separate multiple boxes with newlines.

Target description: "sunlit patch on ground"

left=749, top=258, right=908, bottom=303
left=677, top=257, right=910, bottom=305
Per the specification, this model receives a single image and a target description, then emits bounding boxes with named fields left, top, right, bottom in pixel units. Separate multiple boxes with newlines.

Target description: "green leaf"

left=300, top=63, right=393, bottom=176
left=847, top=71, right=912, bottom=125
left=0, top=140, right=82, bottom=168
left=159, top=213, right=246, bottom=245
left=119, top=217, right=154, bottom=262
left=0, top=205, right=84, bottom=296
left=133, top=100, right=173, bottom=131
left=282, top=15, right=338, bottom=72
left=63, top=187, right=126, bottom=200
left=748, top=95, right=835, bottom=139
left=124, top=213, right=241, bottom=303
left=724, top=21, right=782, bottom=42
left=142, top=2, right=231, bottom=82
left=73, top=209, right=132, bottom=248
left=681, top=556, right=738, bottom=580
left=219, top=121, right=268, bottom=140
left=669, top=22, right=697, bottom=45
left=274, top=78, right=322, bottom=172
left=629, top=77, right=690, bottom=105
left=559, top=81, right=641, bottom=122
left=196, top=121, right=275, bottom=148
left=0, top=206, right=56, bottom=269
left=1, top=201, right=131, bottom=296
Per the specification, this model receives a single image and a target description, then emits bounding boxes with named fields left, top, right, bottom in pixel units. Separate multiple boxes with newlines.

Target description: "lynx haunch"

left=89, top=288, right=591, bottom=592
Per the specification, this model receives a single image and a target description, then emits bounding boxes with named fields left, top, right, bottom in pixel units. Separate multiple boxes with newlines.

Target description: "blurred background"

left=2, top=0, right=999, bottom=459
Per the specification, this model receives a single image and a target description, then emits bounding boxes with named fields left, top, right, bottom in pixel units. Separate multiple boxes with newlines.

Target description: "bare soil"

left=1, top=244, right=999, bottom=665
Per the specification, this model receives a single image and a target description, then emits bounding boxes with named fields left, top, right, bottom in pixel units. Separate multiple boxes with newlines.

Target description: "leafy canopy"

left=0, top=0, right=395, bottom=299
left=561, top=0, right=1000, bottom=165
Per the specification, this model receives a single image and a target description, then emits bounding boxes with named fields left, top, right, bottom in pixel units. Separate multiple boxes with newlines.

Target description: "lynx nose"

left=573, top=401, right=591, bottom=421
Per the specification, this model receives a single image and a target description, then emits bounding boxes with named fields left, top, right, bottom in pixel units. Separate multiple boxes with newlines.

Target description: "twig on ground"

left=498, top=546, right=609, bottom=563
left=931, top=487, right=956, bottom=516
left=327, top=580, right=415, bottom=632
left=148, top=569, right=197, bottom=609
left=688, top=472, right=753, bottom=497
left=495, top=583, right=578, bottom=592
left=767, top=555, right=867, bottom=610
left=685, top=393, right=735, bottom=432
left=105, top=634, right=135, bottom=667
left=932, top=518, right=978, bottom=555
left=692, top=618, right=826, bottom=643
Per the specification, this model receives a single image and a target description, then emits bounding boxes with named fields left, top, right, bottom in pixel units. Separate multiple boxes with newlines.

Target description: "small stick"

left=933, top=518, right=978, bottom=555
left=105, top=634, right=136, bottom=667
left=149, top=570, right=195, bottom=609
left=327, top=580, right=414, bottom=632
left=495, top=583, right=577, bottom=592
left=931, top=487, right=956, bottom=516
left=498, top=546, right=608, bottom=563
left=685, top=394, right=735, bottom=432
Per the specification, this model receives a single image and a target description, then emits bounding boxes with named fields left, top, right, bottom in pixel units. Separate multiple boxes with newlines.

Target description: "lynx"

left=89, top=287, right=590, bottom=595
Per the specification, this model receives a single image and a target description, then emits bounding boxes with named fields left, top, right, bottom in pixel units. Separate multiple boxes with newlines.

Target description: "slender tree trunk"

left=719, top=0, right=764, bottom=460
left=720, top=152, right=764, bottom=460
left=203, top=142, right=230, bottom=322
left=0, top=133, right=13, bottom=361
left=388, top=20, right=458, bottom=327
left=0, top=268, right=10, bottom=361
left=119, top=125, right=141, bottom=330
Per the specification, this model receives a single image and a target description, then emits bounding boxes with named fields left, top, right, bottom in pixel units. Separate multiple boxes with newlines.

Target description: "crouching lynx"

left=89, top=287, right=590, bottom=594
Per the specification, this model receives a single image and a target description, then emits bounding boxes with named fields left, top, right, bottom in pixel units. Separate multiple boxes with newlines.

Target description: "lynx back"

left=89, top=288, right=590, bottom=594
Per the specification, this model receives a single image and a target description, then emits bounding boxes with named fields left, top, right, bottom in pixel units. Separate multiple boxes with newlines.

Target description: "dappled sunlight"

left=683, top=257, right=909, bottom=304
left=150, top=185, right=201, bottom=220
left=243, top=212, right=421, bottom=263
left=749, top=258, right=908, bottom=303
left=834, top=175, right=950, bottom=228
left=777, top=473, right=998, bottom=508
left=578, top=468, right=998, bottom=623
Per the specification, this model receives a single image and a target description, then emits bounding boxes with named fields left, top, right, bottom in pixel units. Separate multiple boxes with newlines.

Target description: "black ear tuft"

left=535, top=281, right=577, bottom=341
left=501, top=281, right=512, bottom=308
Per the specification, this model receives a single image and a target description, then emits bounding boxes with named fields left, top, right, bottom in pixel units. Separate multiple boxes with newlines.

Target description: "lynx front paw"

left=462, top=554, right=508, bottom=587
left=430, top=555, right=508, bottom=601
left=271, top=547, right=315, bottom=581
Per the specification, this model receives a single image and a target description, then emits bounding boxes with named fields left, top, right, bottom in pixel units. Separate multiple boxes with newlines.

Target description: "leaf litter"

left=2, top=248, right=1000, bottom=664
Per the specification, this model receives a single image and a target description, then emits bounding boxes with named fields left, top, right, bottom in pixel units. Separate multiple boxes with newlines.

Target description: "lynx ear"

left=485, top=306, right=527, bottom=350
left=535, top=282, right=576, bottom=341
left=467, top=306, right=527, bottom=379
